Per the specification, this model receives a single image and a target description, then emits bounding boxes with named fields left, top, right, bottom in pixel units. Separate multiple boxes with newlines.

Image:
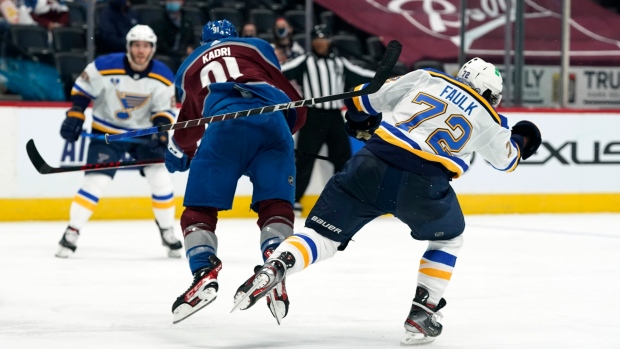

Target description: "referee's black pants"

left=295, top=108, right=352, bottom=203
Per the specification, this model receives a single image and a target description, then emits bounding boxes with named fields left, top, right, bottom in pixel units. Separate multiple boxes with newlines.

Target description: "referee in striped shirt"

left=281, top=24, right=375, bottom=214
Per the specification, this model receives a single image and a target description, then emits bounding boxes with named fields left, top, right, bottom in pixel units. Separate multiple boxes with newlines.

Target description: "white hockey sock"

left=144, top=164, right=175, bottom=229
left=417, top=235, right=464, bottom=305
left=68, top=173, right=113, bottom=230
left=269, top=227, right=340, bottom=277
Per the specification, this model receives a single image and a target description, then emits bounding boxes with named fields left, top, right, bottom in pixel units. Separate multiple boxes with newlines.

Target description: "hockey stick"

left=26, top=140, right=327, bottom=175
left=105, top=40, right=403, bottom=143
left=81, top=132, right=149, bottom=144
left=26, top=139, right=163, bottom=175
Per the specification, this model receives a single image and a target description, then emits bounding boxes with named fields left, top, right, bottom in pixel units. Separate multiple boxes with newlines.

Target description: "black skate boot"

left=231, top=251, right=295, bottom=324
left=401, top=286, right=447, bottom=346
left=156, top=221, right=183, bottom=258
left=55, top=226, right=79, bottom=258
left=172, top=255, right=222, bottom=324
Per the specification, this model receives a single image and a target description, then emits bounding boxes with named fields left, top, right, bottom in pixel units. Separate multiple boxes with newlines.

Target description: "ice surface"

left=1, top=214, right=619, bottom=348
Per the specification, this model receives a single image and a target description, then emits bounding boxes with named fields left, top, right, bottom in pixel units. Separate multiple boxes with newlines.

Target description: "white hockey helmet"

left=126, top=25, right=157, bottom=66
left=457, top=57, right=503, bottom=108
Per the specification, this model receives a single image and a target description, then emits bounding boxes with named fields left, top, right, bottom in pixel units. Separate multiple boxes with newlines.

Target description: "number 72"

left=395, top=93, right=472, bottom=157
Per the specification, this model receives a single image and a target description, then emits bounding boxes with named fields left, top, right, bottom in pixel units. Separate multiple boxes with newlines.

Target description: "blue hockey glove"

left=511, top=120, right=541, bottom=160
left=165, top=137, right=191, bottom=173
left=345, top=112, right=382, bottom=142
left=60, top=108, right=85, bottom=142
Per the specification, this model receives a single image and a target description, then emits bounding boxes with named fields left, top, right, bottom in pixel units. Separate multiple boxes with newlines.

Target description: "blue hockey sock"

left=187, top=245, right=216, bottom=274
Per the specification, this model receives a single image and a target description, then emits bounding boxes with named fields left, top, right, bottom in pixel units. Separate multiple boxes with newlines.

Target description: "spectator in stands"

left=271, top=17, right=304, bottom=62
left=24, top=0, right=68, bottom=30
left=151, top=0, right=195, bottom=71
left=96, top=0, right=138, bottom=54
left=240, top=22, right=257, bottom=38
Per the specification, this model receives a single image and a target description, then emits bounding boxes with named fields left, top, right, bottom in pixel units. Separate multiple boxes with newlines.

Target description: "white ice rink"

left=1, top=214, right=619, bottom=349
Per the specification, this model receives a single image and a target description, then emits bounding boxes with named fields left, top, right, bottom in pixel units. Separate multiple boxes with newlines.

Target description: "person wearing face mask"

left=151, top=0, right=196, bottom=71
left=270, top=17, right=304, bottom=62
left=96, top=0, right=139, bottom=54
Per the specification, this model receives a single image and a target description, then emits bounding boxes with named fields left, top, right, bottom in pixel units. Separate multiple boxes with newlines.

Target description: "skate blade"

left=230, top=274, right=269, bottom=313
left=172, top=288, right=217, bottom=324
left=267, top=290, right=283, bottom=325
left=55, top=246, right=74, bottom=258
left=400, top=330, right=436, bottom=346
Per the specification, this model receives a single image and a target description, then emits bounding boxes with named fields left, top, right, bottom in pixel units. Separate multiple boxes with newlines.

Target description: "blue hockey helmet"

left=201, top=20, right=238, bottom=45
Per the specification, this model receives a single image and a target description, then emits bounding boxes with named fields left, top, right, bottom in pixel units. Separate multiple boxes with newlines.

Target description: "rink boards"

left=1, top=103, right=619, bottom=220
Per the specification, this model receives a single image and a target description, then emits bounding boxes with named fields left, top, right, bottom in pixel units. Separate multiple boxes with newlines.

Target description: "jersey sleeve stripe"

left=92, top=115, right=137, bottom=134
left=99, top=69, right=126, bottom=76
left=361, top=94, right=378, bottom=115
left=505, top=139, right=521, bottom=172
left=427, top=71, right=501, bottom=125
left=150, top=112, right=175, bottom=123
left=352, top=84, right=367, bottom=113
left=71, top=84, right=96, bottom=99
left=148, top=72, right=173, bottom=86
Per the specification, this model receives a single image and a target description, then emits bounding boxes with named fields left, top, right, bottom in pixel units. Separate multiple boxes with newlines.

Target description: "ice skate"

left=401, top=286, right=446, bottom=346
left=55, top=227, right=79, bottom=258
left=233, top=263, right=290, bottom=324
left=172, top=255, right=222, bottom=324
left=231, top=252, right=295, bottom=322
left=158, top=223, right=183, bottom=258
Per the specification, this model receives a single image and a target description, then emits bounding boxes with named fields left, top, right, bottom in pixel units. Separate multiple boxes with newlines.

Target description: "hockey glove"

left=148, top=116, right=171, bottom=158
left=511, top=120, right=541, bottom=160
left=60, top=107, right=86, bottom=142
left=345, top=112, right=382, bottom=142
left=165, top=137, right=191, bottom=173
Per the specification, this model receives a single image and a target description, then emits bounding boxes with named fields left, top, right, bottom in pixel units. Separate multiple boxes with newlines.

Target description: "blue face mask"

left=165, top=2, right=182, bottom=12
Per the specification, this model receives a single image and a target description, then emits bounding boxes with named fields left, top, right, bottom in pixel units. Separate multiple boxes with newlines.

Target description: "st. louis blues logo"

left=115, top=91, right=151, bottom=120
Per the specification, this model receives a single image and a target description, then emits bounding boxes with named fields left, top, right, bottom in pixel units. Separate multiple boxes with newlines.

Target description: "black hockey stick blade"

left=361, top=40, right=403, bottom=94
left=26, top=139, right=53, bottom=174
left=26, top=139, right=163, bottom=175
left=106, top=40, right=402, bottom=143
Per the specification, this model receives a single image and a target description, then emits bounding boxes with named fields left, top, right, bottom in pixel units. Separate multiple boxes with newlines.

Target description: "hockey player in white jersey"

left=56, top=25, right=183, bottom=259
left=233, top=58, right=542, bottom=345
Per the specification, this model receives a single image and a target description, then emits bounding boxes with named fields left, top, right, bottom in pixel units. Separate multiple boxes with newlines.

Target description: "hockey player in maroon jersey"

left=165, top=20, right=307, bottom=324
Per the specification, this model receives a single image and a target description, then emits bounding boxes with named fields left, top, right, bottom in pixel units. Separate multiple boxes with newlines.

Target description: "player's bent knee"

left=180, top=206, right=218, bottom=237
left=428, top=234, right=463, bottom=253
left=256, top=199, right=294, bottom=230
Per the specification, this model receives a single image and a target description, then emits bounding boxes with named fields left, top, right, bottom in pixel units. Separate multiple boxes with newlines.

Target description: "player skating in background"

left=234, top=57, right=542, bottom=345
left=165, top=20, right=307, bottom=324
left=56, top=25, right=183, bottom=259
